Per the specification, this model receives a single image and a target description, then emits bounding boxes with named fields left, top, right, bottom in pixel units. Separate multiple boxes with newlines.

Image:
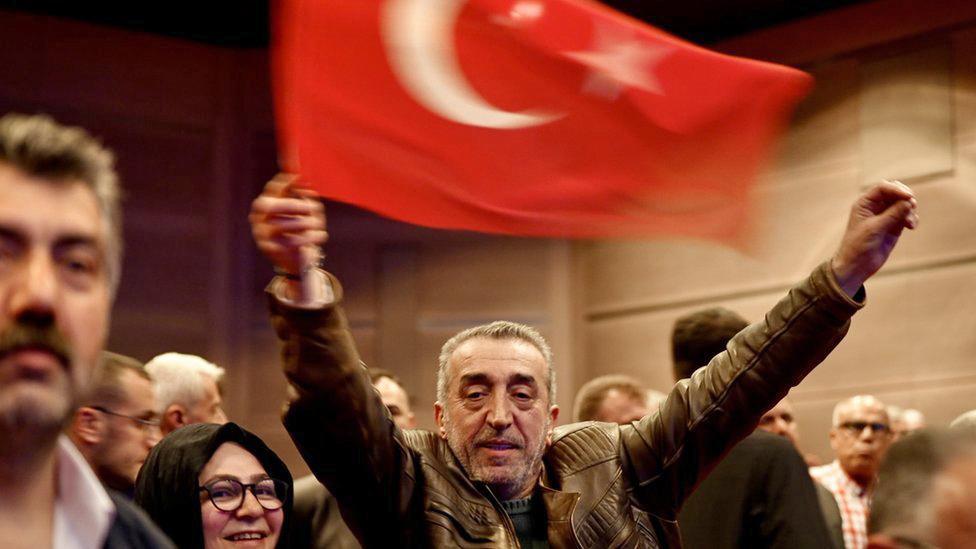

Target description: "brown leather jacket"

left=271, top=263, right=861, bottom=548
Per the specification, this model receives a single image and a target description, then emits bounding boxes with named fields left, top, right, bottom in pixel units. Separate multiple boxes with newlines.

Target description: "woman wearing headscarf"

left=135, top=423, right=292, bottom=549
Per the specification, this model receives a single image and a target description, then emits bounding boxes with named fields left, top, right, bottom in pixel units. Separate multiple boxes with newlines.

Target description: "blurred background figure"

left=68, top=352, right=161, bottom=496
left=886, top=405, right=926, bottom=441
left=811, top=395, right=893, bottom=549
left=369, top=368, right=416, bottom=430
left=867, top=428, right=976, bottom=549
left=756, top=397, right=844, bottom=548
left=645, top=388, right=666, bottom=412
left=672, top=307, right=836, bottom=549
left=950, top=409, right=976, bottom=441
left=145, top=352, right=228, bottom=435
left=290, top=367, right=418, bottom=548
left=573, top=374, right=650, bottom=423
left=757, top=398, right=800, bottom=445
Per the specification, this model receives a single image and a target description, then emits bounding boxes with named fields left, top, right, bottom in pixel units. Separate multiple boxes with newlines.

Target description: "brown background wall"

left=2, top=2, right=974, bottom=472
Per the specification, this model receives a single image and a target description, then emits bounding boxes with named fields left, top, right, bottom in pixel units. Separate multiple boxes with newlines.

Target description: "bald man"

left=812, top=395, right=893, bottom=549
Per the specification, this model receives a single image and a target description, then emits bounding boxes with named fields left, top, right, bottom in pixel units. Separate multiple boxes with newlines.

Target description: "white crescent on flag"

left=380, top=0, right=564, bottom=129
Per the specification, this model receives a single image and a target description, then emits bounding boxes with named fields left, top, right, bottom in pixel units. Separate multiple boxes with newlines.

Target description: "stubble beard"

left=0, top=382, right=74, bottom=464
left=0, top=319, right=79, bottom=463
left=445, top=416, right=551, bottom=501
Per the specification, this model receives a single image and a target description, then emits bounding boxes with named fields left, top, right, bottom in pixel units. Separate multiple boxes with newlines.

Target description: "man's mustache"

left=0, top=320, right=72, bottom=368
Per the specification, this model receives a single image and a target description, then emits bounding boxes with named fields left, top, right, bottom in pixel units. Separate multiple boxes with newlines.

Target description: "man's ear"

left=406, top=411, right=417, bottom=430
left=828, top=427, right=840, bottom=452
left=162, top=404, right=187, bottom=434
left=434, top=402, right=447, bottom=439
left=72, top=407, right=105, bottom=445
left=546, top=405, right=560, bottom=446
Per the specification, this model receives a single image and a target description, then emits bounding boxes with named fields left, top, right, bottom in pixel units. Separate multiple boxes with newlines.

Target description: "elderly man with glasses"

left=811, top=395, right=894, bottom=549
left=69, top=351, right=162, bottom=496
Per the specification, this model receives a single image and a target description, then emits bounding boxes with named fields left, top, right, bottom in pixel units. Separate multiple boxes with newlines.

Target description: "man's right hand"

left=830, top=180, right=918, bottom=297
left=249, top=173, right=328, bottom=277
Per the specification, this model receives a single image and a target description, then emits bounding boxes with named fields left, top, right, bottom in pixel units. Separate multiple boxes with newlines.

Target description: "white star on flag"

left=563, top=24, right=671, bottom=100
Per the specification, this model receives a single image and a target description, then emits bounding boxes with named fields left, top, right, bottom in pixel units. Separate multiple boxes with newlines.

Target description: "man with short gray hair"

left=144, top=352, right=227, bottom=435
left=252, top=174, right=918, bottom=547
left=0, top=113, right=171, bottom=547
left=812, top=395, right=893, bottom=549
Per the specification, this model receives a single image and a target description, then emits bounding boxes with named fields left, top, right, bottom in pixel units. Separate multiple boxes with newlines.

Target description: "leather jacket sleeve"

left=619, top=262, right=863, bottom=518
left=269, top=273, right=419, bottom=546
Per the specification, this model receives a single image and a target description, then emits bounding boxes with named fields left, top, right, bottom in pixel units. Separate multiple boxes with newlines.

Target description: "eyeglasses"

left=838, top=421, right=890, bottom=435
left=91, top=406, right=160, bottom=434
left=199, top=478, right=288, bottom=512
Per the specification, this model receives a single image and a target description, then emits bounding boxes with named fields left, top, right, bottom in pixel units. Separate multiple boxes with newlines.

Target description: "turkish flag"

left=272, top=0, right=812, bottom=240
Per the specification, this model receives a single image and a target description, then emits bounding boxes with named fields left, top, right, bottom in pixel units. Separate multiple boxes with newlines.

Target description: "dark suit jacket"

left=104, top=491, right=174, bottom=549
left=677, top=431, right=834, bottom=549
left=291, top=475, right=362, bottom=549
left=815, top=480, right=845, bottom=549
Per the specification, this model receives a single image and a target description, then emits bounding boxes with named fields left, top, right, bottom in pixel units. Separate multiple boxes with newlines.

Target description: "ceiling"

left=2, top=0, right=871, bottom=47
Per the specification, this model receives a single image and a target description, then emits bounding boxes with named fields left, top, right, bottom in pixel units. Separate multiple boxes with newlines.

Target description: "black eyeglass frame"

left=838, top=420, right=891, bottom=435
left=198, top=478, right=289, bottom=512
left=90, top=405, right=161, bottom=432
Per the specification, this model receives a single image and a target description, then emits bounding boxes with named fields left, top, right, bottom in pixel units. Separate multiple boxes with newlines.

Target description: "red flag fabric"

left=272, top=0, right=812, bottom=239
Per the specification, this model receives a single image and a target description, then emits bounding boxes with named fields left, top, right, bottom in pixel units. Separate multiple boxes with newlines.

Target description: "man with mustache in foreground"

left=251, top=175, right=917, bottom=547
left=0, top=113, right=171, bottom=548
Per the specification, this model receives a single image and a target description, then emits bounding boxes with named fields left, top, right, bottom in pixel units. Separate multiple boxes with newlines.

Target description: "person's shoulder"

left=293, top=474, right=332, bottom=510
left=104, top=491, right=175, bottom=549
left=738, top=430, right=801, bottom=458
left=546, top=421, right=619, bottom=466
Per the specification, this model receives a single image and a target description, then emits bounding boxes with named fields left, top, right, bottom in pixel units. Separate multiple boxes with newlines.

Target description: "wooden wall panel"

left=801, top=264, right=976, bottom=396
left=860, top=46, right=954, bottom=184
left=418, top=238, right=554, bottom=318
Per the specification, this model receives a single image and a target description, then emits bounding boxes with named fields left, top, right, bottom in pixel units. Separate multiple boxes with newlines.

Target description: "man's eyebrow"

left=0, top=225, right=26, bottom=244
left=53, top=234, right=101, bottom=250
left=458, top=373, right=491, bottom=387
left=508, top=374, right=538, bottom=387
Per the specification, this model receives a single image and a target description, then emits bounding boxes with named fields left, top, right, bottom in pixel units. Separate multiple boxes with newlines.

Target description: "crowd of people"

left=1, top=112, right=974, bottom=549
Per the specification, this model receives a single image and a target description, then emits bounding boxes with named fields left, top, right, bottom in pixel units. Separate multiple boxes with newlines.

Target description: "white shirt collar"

left=53, top=436, right=116, bottom=549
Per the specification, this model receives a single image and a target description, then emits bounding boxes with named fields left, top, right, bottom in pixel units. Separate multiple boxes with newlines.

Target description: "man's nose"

left=9, top=250, right=58, bottom=319
left=486, top=392, right=513, bottom=430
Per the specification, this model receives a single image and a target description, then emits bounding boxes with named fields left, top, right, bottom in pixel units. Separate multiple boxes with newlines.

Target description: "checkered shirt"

left=810, top=460, right=870, bottom=549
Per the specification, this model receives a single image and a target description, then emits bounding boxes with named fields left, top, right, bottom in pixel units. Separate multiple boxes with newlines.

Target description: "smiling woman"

left=134, top=423, right=293, bottom=549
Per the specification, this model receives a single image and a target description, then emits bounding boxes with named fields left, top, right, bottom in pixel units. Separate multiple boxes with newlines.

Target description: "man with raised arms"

left=251, top=175, right=917, bottom=547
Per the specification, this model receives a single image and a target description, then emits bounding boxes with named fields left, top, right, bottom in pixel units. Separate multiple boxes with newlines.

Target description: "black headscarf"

left=134, top=422, right=293, bottom=549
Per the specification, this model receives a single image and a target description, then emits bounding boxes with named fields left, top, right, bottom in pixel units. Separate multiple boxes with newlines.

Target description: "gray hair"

left=832, top=395, right=887, bottom=427
left=0, top=113, right=122, bottom=291
left=436, top=321, right=554, bottom=404
left=144, top=352, right=225, bottom=413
